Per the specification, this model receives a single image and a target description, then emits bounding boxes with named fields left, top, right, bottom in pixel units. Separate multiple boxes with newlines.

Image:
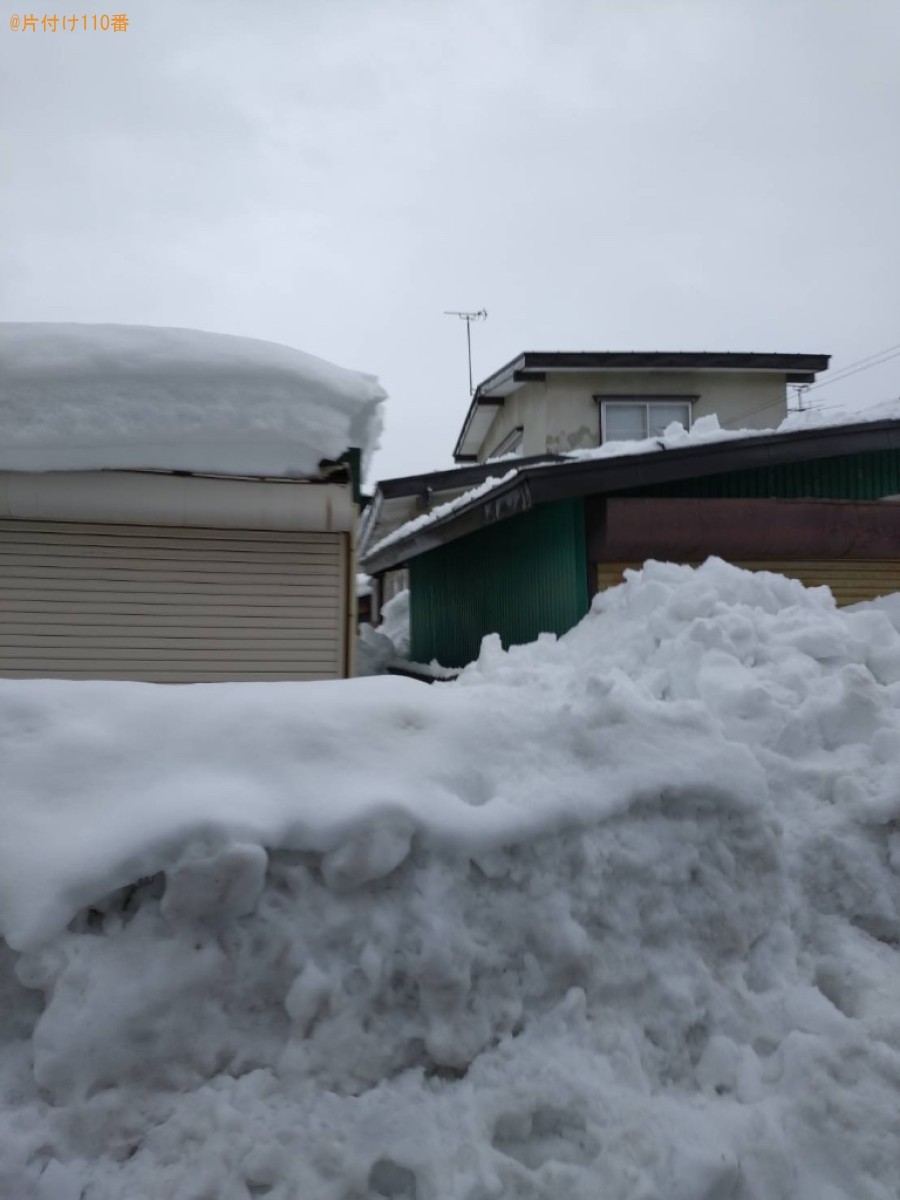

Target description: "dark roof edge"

left=376, top=452, right=566, bottom=499
left=363, top=417, right=900, bottom=574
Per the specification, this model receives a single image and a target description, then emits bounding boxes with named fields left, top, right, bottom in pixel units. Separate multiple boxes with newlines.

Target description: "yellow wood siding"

left=0, top=519, right=348, bottom=681
left=596, top=560, right=900, bottom=607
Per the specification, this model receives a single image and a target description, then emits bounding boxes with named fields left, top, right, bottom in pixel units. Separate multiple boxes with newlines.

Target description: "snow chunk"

left=0, top=323, right=386, bottom=476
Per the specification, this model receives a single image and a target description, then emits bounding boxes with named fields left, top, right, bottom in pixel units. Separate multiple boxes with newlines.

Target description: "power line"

left=806, top=341, right=900, bottom=392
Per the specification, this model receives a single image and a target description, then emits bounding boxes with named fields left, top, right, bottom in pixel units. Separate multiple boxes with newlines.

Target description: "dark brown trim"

left=375, top=453, right=565, bottom=499
left=587, top=497, right=900, bottom=561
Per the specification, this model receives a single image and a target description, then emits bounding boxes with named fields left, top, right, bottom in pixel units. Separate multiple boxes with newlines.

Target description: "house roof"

left=453, top=350, right=831, bottom=461
left=362, top=414, right=900, bottom=575
left=357, top=452, right=568, bottom=557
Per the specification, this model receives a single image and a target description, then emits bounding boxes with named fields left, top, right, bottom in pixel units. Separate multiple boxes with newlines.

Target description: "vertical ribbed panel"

left=410, top=500, right=588, bottom=668
left=615, top=448, right=900, bottom=500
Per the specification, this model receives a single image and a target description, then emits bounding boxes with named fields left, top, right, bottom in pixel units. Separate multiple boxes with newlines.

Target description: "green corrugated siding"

left=614, top=448, right=900, bottom=500
left=410, top=499, right=588, bottom=668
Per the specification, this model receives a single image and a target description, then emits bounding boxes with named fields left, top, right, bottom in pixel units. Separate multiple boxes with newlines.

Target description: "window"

left=488, top=426, right=524, bottom=458
left=598, top=397, right=693, bottom=443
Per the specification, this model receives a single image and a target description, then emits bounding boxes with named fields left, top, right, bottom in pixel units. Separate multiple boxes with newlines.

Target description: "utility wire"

left=806, top=341, right=900, bottom=392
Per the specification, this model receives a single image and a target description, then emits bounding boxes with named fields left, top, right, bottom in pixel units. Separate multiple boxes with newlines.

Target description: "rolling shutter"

left=0, top=519, right=348, bottom=681
left=597, top=560, right=900, bottom=607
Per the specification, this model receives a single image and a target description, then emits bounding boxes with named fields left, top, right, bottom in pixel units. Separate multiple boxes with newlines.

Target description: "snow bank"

left=2, top=560, right=900, bottom=1198
left=0, top=323, right=386, bottom=477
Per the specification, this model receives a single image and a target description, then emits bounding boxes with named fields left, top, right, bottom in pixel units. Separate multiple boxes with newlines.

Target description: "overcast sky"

left=2, top=0, right=899, bottom=481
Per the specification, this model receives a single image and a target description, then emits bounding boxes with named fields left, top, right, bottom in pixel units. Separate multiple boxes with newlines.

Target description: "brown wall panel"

left=586, top=497, right=900, bottom=562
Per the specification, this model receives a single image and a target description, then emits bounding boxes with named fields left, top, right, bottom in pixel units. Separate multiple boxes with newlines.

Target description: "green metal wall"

left=410, top=499, right=588, bottom=668
left=613, top=448, right=900, bottom=501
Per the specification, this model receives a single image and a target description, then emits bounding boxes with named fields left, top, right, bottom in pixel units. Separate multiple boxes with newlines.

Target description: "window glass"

left=604, top=404, right=646, bottom=442
left=647, top=402, right=691, bottom=437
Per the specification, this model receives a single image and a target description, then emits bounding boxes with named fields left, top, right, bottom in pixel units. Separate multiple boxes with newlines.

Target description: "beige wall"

left=0, top=518, right=350, bottom=681
left=477, top=371, right=788, bottom=461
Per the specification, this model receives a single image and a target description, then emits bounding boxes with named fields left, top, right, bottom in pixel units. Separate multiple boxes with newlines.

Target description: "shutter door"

left=0, top=519, right=348, bottom=681
left=597, top=560, right=900, bottom=607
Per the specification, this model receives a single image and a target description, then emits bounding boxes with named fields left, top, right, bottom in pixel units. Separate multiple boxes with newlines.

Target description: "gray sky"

left=2, top=0, right=899, bottom=481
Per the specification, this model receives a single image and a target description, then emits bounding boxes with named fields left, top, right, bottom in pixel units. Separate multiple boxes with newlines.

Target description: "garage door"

left=0, top=519, right=348, bottom=681
left=597, top=560, right=900, bottom=607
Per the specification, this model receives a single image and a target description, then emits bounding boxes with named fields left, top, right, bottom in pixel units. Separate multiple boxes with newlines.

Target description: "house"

left=360, top=348, right=832, bottom=610
left=454, top=351, right=830, bottom=462
left=0, top=323, right=385, bottom=681
left=362, top=404, right=900, bottom=669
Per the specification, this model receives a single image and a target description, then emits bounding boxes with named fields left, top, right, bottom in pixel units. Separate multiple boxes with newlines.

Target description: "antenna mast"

left=444, top=308, right=487, bottom=395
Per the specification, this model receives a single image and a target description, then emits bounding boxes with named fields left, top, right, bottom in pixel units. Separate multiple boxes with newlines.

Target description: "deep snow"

left=0, top=323, right=386, bottom=477
left=1, top=560, right=900, bottom=1198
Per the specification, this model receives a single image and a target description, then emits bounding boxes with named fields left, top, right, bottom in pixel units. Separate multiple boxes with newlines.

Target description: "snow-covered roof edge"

left=362, top=407, right=900, bottom=573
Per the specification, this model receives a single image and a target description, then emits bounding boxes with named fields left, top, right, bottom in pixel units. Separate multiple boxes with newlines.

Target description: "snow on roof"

left=2, top=559, right=900, bottom=1196
left=364, top=468, right=519, bottom=557
left=0, top=323, right=386, bottom=477
left=364, top=403, right=900, bottom=560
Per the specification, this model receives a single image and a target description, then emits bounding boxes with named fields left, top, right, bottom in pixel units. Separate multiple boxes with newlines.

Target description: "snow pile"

left=2, top=559, right=900, bottom=1198
left=379, top=588, right=411, bottom=658
left=355, top=589, right=411, bottom=676
left=0, top=323, right=386, bottom=477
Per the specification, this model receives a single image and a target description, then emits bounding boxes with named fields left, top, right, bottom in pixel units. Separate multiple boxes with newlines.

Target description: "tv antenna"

left=444, top=308, right=487, bottom=395
left=792, top=383, right=810, bottom=412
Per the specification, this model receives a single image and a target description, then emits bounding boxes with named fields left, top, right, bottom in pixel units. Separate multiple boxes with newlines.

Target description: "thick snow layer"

left=0, top=323, right=386, bottom=477
left=2, top=560, right=900, bottom=1197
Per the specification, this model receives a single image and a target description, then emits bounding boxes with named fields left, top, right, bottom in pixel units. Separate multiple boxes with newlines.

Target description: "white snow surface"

left=0, top=323, right=386, bottom=477
left=2, top=560, right=900, bottom=1197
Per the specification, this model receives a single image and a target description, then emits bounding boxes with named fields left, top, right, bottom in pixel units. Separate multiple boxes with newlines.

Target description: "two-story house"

left=453, top=351, right=828, bottom=462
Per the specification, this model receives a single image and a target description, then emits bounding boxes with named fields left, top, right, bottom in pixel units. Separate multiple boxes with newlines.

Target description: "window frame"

left=487, top=425, right=524, bottom=459
left=596, top=395, right=696, bottom=444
